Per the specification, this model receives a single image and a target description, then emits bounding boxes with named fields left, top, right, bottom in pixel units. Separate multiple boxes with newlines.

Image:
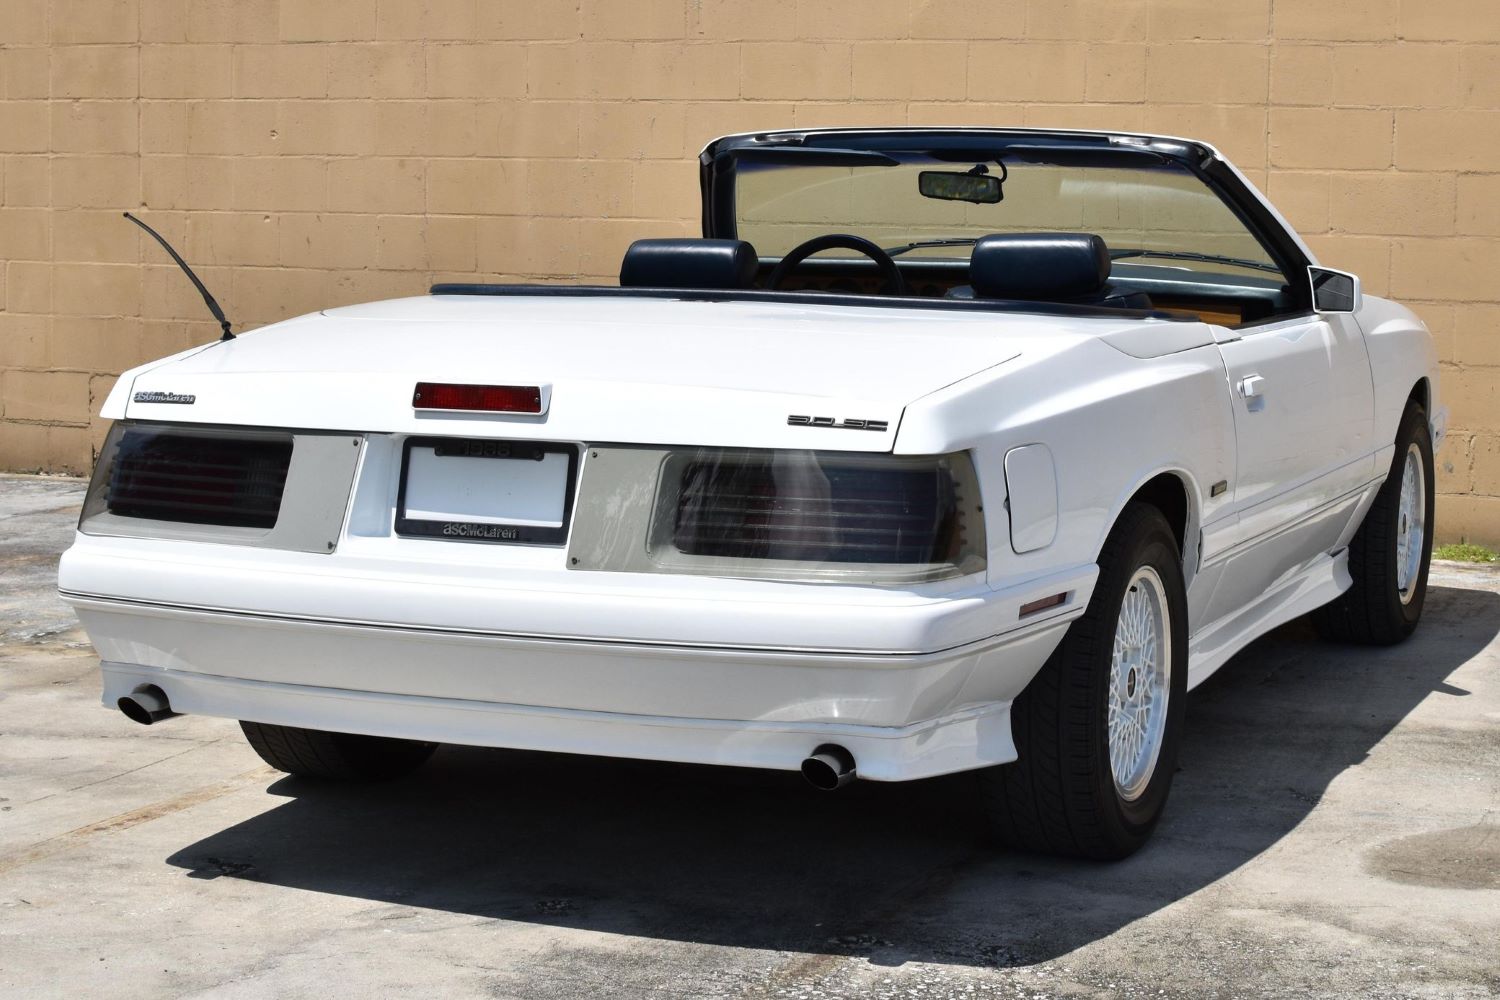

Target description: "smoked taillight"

left=674, top=455, right=961, bottom=564
left=564, top=447, right=987, bottom=583
left=657, top=450, right=988, bottom=581
left=105, top=429, right=293, bottom=528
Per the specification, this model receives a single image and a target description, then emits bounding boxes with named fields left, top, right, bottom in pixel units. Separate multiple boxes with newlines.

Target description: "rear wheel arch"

left=1408, top=377, right=1430, bottom=415
left=1131, top=473, right=1190, bottom=554
left=1103, top=471, right=1198, bottom=584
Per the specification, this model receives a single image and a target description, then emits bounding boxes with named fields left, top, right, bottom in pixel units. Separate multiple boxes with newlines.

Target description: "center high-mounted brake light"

left=412, top=382, right=543, bottom=414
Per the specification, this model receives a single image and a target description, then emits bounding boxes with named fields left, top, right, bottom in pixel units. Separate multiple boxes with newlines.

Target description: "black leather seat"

left=619, top=238, right=759, bottom=290
left=946, top=233, right=1153, bottom=310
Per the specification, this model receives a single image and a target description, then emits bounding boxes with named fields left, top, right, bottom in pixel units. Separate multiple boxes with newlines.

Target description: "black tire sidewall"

left=1086, top=509, right=1190, bottom=843
left=1312, top=399, right=1436, bottom=646
left=1388, top=405, right=1435, bottom=631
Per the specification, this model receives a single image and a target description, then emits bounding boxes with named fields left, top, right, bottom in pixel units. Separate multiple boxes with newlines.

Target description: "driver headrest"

left=968, top=233, right=1110, bottom=301
left=619, top=238, right=759, bottom=290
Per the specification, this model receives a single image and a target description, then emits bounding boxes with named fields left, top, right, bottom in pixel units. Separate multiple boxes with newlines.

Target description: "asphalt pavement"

left=1, top=473, right=1497, bottom=999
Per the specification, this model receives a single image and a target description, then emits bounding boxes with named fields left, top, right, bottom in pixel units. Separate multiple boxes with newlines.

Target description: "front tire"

left=1313, top=400, right=1434, bottom=645
left=980, top=503, right=1189, bottom=860
left=240, top=721, right=436, bottom=780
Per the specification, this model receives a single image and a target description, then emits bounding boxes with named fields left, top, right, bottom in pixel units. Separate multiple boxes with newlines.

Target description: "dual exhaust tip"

left=117, top=685, right=177, bottom=726
left=800, top=744, right=856, bottom=791
left=117, top=686, right=859, bottom=790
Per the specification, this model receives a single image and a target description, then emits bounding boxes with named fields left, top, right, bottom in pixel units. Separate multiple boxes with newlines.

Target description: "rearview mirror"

left=918, top=170, right=1002, bottom=205
left=1309, top=266, right=1360, bottom=314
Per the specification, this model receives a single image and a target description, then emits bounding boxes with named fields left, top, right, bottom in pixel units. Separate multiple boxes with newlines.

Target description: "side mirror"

left=1309, top=266, right=1360, bottom=315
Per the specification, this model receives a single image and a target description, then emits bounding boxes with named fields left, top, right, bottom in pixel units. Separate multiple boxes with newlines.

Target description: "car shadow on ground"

left=166, top=585, right=1499, bottom=968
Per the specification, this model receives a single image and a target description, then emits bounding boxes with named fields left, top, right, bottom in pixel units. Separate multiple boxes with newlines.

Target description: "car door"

left=1204, top=311, right=1377, bottom=619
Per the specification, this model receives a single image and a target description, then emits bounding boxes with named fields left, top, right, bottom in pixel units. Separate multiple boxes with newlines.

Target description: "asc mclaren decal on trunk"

left=132, top=391, right=197, bottom=404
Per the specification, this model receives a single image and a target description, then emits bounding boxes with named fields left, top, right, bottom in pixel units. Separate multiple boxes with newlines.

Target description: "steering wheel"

left=765, top=234, right=909, bottom=296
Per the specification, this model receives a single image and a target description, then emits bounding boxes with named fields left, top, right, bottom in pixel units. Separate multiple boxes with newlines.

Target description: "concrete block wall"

left=1, top=0, right=1498, bottom=543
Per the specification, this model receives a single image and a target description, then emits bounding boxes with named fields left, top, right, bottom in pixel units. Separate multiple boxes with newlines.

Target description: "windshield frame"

left=700, top=128, right=1313, bottom=312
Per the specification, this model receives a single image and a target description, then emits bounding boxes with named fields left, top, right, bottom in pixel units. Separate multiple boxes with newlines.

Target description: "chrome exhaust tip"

left=117, top=684, right=177, bottom=726
left=801, top=744, right=856, bottom=791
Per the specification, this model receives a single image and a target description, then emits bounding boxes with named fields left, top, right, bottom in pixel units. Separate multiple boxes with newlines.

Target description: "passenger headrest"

left=968, top=233, right=1110, bottom=301
left=619, top=238, right=759, bottom=290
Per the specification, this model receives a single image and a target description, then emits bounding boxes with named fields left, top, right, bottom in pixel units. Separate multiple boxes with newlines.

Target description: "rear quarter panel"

left=1354, top=295, right=1442, bottom=457
left=895, top=334, right=1236, bottom=597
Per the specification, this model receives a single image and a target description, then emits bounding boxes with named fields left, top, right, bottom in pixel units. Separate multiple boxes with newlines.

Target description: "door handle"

left=1238, top=374, right=1265, bottom=399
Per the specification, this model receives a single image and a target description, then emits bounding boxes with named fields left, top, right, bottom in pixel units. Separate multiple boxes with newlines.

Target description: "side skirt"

left=1185, top=549, right=1351, bottom=691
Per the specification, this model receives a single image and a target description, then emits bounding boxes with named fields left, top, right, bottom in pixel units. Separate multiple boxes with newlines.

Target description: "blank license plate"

left=396, top=438, right=577, bottom=545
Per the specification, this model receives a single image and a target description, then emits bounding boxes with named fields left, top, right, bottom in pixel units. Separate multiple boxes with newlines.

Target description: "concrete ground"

left=1, top=473, right=1497, bottom=1000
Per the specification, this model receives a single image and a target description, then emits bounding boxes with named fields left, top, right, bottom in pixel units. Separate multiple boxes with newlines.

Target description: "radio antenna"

left=123, top=212, right=234, bottom=341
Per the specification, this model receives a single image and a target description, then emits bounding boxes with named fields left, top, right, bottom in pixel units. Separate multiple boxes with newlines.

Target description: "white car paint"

left=62, top=131, right=1444, bottom=782
left=107, top=294, right=1120, bottom=453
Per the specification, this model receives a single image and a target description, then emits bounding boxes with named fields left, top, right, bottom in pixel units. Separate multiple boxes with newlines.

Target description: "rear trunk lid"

left=122, top=293, right=1096, bottom=451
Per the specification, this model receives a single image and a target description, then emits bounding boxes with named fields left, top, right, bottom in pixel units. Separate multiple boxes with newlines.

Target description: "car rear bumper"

left=96, top=652, right=1045, bottom=783
left=74, top=595, right=1074, bottom=781
left=61, top=535, right=1093, bottom=780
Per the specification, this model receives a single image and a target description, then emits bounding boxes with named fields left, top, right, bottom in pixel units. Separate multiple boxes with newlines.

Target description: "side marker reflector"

left=1019, top=592, right=1068, bottom=618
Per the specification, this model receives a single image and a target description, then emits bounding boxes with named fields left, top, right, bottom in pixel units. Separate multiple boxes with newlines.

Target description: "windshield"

left=734, top=154, right=1280, bottom=280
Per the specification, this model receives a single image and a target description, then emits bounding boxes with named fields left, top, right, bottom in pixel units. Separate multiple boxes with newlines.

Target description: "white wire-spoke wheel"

left=1395, top=443, right=1426, bottom=606
left=1314, top=398, right=1434, bottom=646
left=1109, top=567, right=1171, bottom=802
left=981, top=502, right=1188, bottom=860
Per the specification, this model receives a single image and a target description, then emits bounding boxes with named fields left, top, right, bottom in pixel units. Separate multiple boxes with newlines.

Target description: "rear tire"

left=980, top=502, right=1189, bottom=860
left=1313, top=400, right=1434, bottom=645
left=240, top=721, right=436, bottom=780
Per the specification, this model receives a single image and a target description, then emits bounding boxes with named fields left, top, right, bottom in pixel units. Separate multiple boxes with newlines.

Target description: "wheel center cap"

left=1126, top=667, right=1138, bottom=698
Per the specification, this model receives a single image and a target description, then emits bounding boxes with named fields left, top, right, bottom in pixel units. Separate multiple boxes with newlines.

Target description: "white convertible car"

left=60, top=128, right=1442, bottom=858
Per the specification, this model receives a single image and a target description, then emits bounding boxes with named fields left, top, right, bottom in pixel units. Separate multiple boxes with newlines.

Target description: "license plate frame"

left=395, top=437, right=579, bottom=546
